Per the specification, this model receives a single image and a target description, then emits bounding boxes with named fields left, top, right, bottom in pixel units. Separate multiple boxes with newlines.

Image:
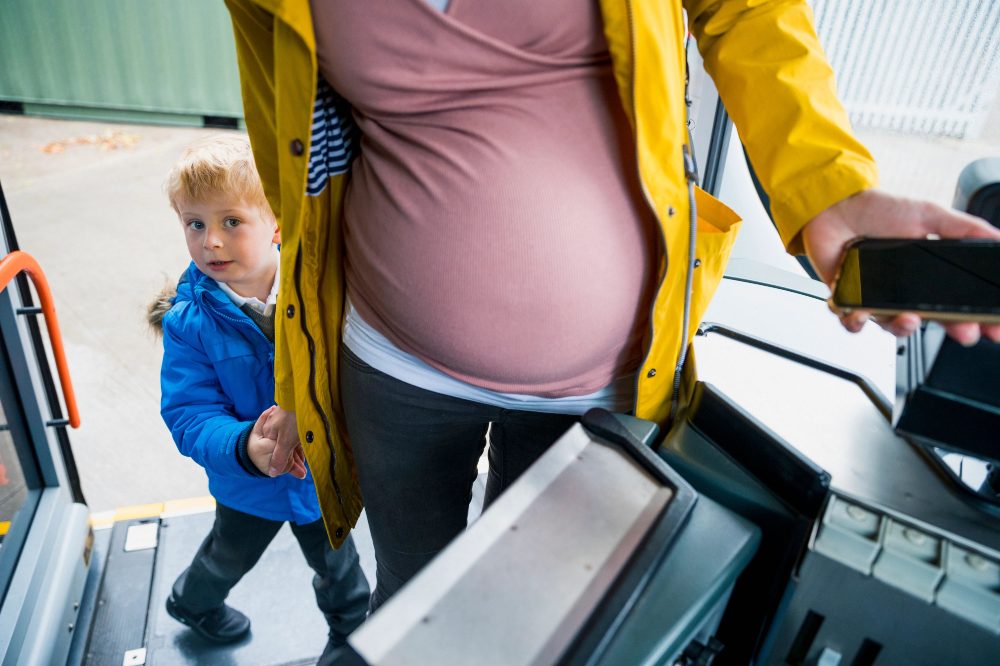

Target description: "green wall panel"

left=0, top=0, right=243, bottom=122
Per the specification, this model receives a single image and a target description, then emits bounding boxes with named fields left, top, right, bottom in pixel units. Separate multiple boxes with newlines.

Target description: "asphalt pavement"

left=2, top=114, right=216, bottom=510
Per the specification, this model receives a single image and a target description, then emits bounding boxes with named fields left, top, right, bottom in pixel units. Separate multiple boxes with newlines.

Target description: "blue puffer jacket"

left=160, top=262, right=321, bottom=524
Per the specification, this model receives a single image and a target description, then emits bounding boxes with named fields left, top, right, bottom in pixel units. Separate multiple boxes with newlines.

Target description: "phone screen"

left=832, top=239, right=1000, bottom=314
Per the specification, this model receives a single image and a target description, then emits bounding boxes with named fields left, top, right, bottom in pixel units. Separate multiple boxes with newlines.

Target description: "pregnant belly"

left=344, top=165, right=658, bottom=397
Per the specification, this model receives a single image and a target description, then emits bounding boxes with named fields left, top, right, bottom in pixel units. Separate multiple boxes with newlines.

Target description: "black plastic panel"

left=688, top=383, right=831, bottom=520
left=769, top=551, right=1000, bottom=666
left=968, top=182, right=1000, bottom=226
left=671, top=382, right=832, bottom=665
left=83, top=520, right=159, bottom=666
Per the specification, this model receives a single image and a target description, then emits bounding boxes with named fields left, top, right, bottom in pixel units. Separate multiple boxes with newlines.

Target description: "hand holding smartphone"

left=830, top=237, right=1000, bottom=324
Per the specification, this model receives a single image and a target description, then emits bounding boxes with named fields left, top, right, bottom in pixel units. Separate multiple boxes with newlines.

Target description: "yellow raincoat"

left=224, top=0, right=878, bottom=546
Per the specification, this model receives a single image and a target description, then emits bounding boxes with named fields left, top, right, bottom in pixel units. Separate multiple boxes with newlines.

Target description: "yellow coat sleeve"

left=685, top=0, right=878, bottom=253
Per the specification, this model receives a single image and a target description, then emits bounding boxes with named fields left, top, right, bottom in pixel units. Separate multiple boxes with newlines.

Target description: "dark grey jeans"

left=171, top=502, right=370, bottom=643
left=339, top=344, right=579, bottom=612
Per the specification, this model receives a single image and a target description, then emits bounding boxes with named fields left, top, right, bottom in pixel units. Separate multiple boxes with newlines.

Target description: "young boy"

left=149, top=134, right=369, bottom=658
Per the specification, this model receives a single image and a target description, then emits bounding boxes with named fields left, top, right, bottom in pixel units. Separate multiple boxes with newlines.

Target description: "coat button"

left=693, top=258, right=702, bottom=268
left=286, top=305, right=295, bottom=318
left=290, top=138, right=305, bottom=156
left=305, top=430, right=314, bottom=443
left=335, top=527, right=344, bottom=538
left=647, top=368, right=657, bottom=378
left=667, top=206, right=676, bottom=217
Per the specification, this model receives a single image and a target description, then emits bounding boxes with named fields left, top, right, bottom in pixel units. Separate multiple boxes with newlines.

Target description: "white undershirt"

left=342, top=298, right=635, bottom=415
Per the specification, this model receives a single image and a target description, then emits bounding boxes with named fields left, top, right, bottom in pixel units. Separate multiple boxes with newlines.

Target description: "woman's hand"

left=802, top=188, right=1000, bottom=345
left=259, top=406, right=307, bottom=479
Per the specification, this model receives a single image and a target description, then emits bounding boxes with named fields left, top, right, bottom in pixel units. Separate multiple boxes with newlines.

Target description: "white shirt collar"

left=215, top=247, right=280, bottom=316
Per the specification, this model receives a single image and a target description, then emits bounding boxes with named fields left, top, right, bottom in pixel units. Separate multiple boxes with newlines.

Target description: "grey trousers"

left=339, top=343, right=579, bottom=612
left=171, top=502, right=370, bottom=643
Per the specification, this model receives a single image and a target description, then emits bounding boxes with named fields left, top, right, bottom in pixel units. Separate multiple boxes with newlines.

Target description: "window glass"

left=0, top=397, right=29, bottom=550
left=0, top=328, right=43, bottom=603
left=812, top=0, right=1000, bottom=207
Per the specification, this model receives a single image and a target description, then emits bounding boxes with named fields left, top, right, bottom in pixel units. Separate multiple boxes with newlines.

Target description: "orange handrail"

left=0, top=250, right=80, bottom=428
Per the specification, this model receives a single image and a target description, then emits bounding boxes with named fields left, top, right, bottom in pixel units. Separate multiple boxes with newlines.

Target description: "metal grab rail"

left=0, top=250, right=80, bottom=428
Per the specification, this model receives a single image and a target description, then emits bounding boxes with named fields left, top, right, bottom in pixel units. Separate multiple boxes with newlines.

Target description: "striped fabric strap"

left=306, top=77, right=359, bottom=196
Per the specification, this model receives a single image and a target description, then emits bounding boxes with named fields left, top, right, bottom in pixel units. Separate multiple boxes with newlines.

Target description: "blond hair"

left=164, top=134, right=270, bottom=214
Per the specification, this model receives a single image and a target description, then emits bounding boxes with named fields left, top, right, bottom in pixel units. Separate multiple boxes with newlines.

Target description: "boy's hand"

left=261, top=406, right=307, bottom=479
left=248, top=408, right=279, bottom=475
left=251, top=408, right=307, bottom=479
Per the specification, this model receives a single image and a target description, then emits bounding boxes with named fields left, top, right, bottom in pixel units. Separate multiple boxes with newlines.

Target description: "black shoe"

left=165, top=594, right=251, bottom=644
left=317, top=633, right=350, bottom=666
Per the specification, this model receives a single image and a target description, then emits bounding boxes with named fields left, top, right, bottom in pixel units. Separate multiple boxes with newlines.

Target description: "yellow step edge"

left=88, top=496, right=216, bottom=530
left=112, top=502, right=166, bottom=523
left=88, top=511, right=117, bottom=530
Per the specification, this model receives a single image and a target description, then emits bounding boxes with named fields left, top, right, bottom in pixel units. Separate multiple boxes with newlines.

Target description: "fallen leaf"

left=40, top=130, right=141, bottom=154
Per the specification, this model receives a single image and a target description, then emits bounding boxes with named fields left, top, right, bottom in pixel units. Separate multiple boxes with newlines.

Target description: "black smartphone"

left=830, top=237, right=1000, bottom=323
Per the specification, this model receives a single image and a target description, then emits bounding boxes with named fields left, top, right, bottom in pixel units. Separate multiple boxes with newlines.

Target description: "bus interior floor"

left=79, top=472, right=487, bottom=665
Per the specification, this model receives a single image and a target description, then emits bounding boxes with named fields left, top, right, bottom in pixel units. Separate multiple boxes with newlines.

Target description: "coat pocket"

left=688, top=187, right=742, bottom=338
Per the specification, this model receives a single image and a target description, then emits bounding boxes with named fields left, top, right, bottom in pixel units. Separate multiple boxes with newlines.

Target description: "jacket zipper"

left=293, top=242, right=346, bottom=507
left=670, top=26, right=701, bottom=422
left=626, top=1, right=699, bottom=424
left=670, top=148, right=699, bottom=421
left=205, top=297, right=271, bottom=344
left=201, top=291, right=278, bottom=414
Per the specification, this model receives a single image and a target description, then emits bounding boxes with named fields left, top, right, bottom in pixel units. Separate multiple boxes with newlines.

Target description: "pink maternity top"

left=312, top=0, right=659, bottom=397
